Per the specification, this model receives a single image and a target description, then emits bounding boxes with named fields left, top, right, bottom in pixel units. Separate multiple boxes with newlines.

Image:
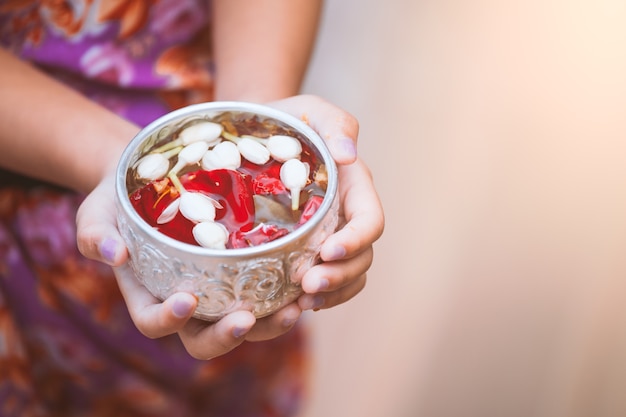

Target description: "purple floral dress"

left=0, top=2, right=308, bottom=416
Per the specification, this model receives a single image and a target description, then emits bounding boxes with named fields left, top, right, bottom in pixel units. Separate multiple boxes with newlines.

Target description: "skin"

left=0, top=1, right=384, bottom=360
left=211, top=0, right=323, bottom=102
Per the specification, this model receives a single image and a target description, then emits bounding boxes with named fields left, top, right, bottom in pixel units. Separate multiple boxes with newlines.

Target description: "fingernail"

left=315, top=278, right=329, bottom=292
left=325, top=244, right=346, bottom=261
left=311, top=295, right=325, bottom=310
left=283, top=316, right=298, bottom=328
left=233, top=325, right=251, bottom=339
left=172, top=296, right=194, bottom=318
left=100, top=238, right=118, bottom=264
left=301, top=294, right=325, bottom=311
left=337, top=138, right=357, bottom=160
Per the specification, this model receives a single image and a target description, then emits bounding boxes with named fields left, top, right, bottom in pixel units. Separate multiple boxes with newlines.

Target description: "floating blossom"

left=152, top=121, right=223, bottom=153
left=280, top=159, right=310, bottom=210
left=179, top=121, right=223, bottom=145
left=237, top=138, right=270, bottom=164
left=136, top=153, right=170, bottom=181
left=266, top=135, right=302, bottom=162
left=193, top=221, right=229, bottom=249
left=222, top=131, right=270, bottom=165
left=202, top=141, right=241, bottom=171
left=156, top=191, right=219, bottom=224
left=135, top=147, right=182, bottom=181
left=169, top=141, right=210, bottom=176
left=179, top=192, right=217, bottom=222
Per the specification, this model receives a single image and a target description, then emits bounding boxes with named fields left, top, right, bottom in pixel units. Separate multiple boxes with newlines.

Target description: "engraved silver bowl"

left=115, top=102, right=339, bottom=321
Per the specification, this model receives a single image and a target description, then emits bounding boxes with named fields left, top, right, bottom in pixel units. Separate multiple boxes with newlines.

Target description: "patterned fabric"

left=0, top=0, right=215, bottom=126
left=0, top=2, right=308, bottom=416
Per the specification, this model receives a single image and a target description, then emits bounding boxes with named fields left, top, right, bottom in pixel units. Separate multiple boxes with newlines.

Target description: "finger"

left=299, top=273, right=367, bottom=311
left=76, top=174, right=128, bottom=266
left=301, top=246, right=374, bottom=294
left=112, top=263, right=197, bottom=339
left=178, top=311, right=256, bottom=360
left=319, top=160, right=385, bottom=263
left=244, top=302, right=302, bottom=342
left=268, top=94, right=359, bottom=165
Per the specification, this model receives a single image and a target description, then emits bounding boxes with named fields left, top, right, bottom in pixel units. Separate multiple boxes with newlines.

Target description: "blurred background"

left=299, top=0, right=626, bottom=416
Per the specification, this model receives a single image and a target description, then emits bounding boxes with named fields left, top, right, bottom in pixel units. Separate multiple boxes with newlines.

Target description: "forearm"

left=211, top=0, right=323, bottom=102
left=0, top=48, right=139, bottom=193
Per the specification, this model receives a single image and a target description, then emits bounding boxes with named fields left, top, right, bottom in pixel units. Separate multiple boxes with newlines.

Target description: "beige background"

left=299, top=1, right=626, bottom=416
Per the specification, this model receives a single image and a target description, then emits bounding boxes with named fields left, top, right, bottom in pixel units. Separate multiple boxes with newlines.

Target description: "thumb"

left=76, top=174, right=128, bottom=266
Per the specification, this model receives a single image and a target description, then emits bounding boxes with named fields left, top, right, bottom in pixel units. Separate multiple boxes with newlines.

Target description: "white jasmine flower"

left=136, top=153, right=170, bottom=181
left=266, top=135, right=302, bottom=162
left=280, top=158, right=310, bottom=210
left=151, top=121, right=223, bottom=153
left=178, top=121, right=223, bottom=146
left=193, top=221, right=230, bottom=249
left=237, top=137, right=270, bottom=165
left=135, top=146, right=182, bottom=181
left=201, top=141, right=241, bottom=171
left=157, top=191, right=221, bottom=225
left=169, top=141, right=210, bottom=176
left=222, top=131, right=271, bottom=165
left=179, top=192, right=217, bottom=223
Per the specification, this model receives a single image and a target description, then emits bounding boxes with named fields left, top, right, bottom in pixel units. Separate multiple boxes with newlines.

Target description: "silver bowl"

left=115, top=102, right=339, bottom=321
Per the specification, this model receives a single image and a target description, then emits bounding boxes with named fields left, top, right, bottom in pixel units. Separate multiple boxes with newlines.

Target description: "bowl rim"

left=116, top=101, right=339, bottom=258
